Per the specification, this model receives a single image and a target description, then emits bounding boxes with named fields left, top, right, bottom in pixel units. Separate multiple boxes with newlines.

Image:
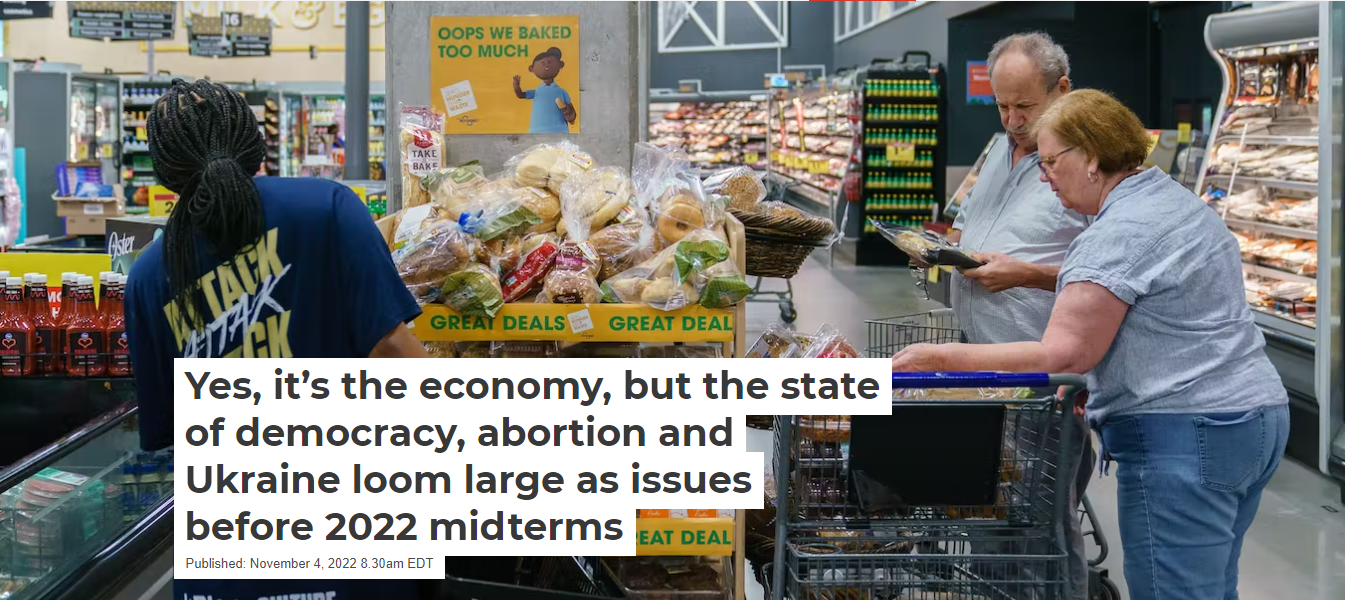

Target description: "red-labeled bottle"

left=65, top=275, right=106, bottom=377
left=28, top=274, right=60, bottom=374
left=55, top=272, right=74, bottom=320
left=0, top=276, right=35, bottom=376
left=106, top=274, right=131, bottom=377
left=55, top=272, right=78, bottom=371
left=98, top=271, right=114, bottom=326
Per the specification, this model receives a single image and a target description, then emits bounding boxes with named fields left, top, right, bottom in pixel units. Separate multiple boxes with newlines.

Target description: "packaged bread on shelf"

left=590, top=206, right=657, bottom=281
left=601, top=228, right=750, bottom=311
left=704, top=166, right=767, bottom=211
left=424, top=162, right=489, bottom=220
left=440, top=262, right=505, bottom=318
left=508, top=141, right=595, bottom=195
left=535, top=168, right=636, bottom=304
left=392, top=219, right=477, bottom=304
left=501, top=233, right=561, bottom=302
left=555, top=167, right=635, bottom=237
left=398, top=106, right=445, bottom=208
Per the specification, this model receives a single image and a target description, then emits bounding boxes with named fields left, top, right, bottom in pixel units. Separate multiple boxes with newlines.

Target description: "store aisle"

left=743, top=256, right=1345, bottom=600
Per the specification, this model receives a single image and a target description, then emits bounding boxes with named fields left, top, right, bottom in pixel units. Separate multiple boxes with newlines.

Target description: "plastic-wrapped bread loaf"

left=399, top=107, right=445, bottom=208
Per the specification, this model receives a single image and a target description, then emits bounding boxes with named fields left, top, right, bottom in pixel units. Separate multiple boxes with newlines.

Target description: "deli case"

left=0, top=403, right=171, bottom=600
left=1198, top=1, right=1343, bottom=501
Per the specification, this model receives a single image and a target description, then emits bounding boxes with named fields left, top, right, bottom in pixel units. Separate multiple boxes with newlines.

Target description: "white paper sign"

left=568, top=308, right=595, bottom=334
left=439, top=80, right=478, bottom=118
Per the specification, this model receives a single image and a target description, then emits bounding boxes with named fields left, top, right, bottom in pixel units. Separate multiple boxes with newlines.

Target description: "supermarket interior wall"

left=831, top=1, right=994, bottom=73
left=385, top=1, right=639, bottom=207
left=2, top=1, right=387, bottom=82
left=648, top=1, right=833, bottom=92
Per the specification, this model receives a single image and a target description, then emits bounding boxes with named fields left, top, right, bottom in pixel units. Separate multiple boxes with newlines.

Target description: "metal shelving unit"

left=853, top=53, right=947, bottom=266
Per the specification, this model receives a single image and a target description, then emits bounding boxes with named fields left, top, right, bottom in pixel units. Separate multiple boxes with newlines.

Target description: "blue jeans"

left=1098, top=404, right=1289, bottom=600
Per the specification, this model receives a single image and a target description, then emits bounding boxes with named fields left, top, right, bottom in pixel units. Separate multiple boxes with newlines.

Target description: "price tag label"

left=745, top=152, right=760, bottom=164
left=568, top=309, right=595, bottom=334
left=150, top=199, right=176, bottom=217
left=136, top=126, right=147, bottom=141
left=148, top=185, right=179, bottom=217
left=887, top=142, right=916, bottom=164
left=1177, top=122, right=1192, bottom=144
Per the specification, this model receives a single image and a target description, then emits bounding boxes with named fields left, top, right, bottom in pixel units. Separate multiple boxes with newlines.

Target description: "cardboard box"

left=64, top=216, right=108, bottom=236
left=54, top=186, right=127, bottom=219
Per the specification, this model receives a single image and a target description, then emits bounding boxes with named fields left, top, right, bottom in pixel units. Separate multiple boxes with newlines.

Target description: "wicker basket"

left=732, top=204, right=837, bottom=279
left=745, top=231, right=830, bottom=279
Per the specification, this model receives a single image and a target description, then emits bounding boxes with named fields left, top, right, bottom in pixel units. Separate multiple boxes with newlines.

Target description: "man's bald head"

left=986, top=32, right=1072, bottom=150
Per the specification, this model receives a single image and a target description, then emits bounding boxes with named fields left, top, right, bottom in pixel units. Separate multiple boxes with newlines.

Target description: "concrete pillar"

left=385, top=1, right=640, bottom=210
left=344, top=1, right=370, bottom=180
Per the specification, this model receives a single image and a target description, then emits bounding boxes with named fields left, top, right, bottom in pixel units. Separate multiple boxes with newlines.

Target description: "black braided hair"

left=147, top=79, right=264, bottom=329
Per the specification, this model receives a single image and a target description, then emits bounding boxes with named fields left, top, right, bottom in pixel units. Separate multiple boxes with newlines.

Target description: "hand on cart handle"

left=1058, top=385, right=1090, bottom=417
left=891, top=343, right=946, bottom=372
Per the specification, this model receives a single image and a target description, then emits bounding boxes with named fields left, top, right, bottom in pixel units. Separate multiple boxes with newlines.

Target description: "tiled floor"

left=743, top=254, right=1345, bottom=600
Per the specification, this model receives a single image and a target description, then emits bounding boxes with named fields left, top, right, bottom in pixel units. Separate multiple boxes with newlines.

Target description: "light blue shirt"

left=524, top=82, right=572, bottom=134
left=1058, top=167, right=1288, bottom=424
left=951, top=135, right=1091, bottom=344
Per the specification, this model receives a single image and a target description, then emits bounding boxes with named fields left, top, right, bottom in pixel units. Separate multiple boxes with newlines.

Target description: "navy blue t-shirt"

left=127, top=177, right=421, bottom=451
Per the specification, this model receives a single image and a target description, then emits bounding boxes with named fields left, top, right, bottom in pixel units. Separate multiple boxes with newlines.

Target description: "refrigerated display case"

left=1199, top=2, right=1339, bottom=492
left=275, top=84, right=387, bottom=181
left=14, top=72, right=122, bottom=238
left=647, top=91, right=769, bottom=170
left=0, top=404, right=171, bottom=600
left=1325, top=2, right=1345, bottom=504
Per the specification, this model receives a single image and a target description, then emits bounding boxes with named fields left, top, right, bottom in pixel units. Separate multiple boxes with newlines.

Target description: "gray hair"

left=987, top=32, right=1071, bottom=92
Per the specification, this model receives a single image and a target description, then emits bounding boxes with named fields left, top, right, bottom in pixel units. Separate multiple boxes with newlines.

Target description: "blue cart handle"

left=892, top=372, right=1052, bottom=389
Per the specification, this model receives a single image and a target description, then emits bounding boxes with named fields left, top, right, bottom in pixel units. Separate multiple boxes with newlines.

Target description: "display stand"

left=410, top=215, right=746, bottom=359
left=413, top=215, right=747, bottom=599
left=853, top=52, right=948, bottom=267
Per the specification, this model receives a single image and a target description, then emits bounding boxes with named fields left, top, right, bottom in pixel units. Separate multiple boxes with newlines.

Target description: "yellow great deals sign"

left=429, top=16, right=581, bottom=135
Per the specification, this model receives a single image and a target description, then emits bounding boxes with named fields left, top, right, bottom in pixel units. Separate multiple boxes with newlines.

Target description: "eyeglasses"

left=1037, top=147, right=1077, bottom=175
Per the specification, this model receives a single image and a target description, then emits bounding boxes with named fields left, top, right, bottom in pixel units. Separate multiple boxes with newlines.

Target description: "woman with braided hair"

left=126, top=79, right=427, bottom=453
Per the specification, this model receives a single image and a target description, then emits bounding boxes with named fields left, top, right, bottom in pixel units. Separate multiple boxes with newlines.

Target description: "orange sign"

left=967, top=61, right=993, bottom=105
left=430, top=15, right=581, bottom=135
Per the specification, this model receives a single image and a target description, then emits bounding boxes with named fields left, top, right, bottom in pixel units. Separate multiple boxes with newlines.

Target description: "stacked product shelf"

left=120, top=82, right=169, bottom=207
left=369, top=94, right=387, bottom=181
left=244, top=90, right=282, bottom=177
left=767, top=91, right=850, bottom=195
left=1198, top=37, right=1320, bottom=337
left=855, top=61, right=947, bottom=266
left=288, top=92, right=388, bottom=180
left=648, top=101, right=768, bottom=169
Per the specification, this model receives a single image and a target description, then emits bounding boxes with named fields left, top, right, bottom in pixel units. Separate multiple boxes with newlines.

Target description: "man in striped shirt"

left=949, top=33, right=1095, bottom=599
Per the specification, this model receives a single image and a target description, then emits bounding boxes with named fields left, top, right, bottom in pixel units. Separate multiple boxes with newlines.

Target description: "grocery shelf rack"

left=1199, top=1, right=1340, bottom=490
left=853, top=52, right=948, bottom=267
left=648, top=89, right=769, bottom=170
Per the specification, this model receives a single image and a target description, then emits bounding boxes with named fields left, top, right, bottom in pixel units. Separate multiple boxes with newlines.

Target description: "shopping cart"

left=1080, top=496, right=1122, bottom=600
left=862, top=309, right=1120, bottom=600
left=769, top=370, right=1083, bottom=600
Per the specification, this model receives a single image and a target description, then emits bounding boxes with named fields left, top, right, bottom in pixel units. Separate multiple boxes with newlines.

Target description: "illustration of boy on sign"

left=512, top=47, right=577, bottom=134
